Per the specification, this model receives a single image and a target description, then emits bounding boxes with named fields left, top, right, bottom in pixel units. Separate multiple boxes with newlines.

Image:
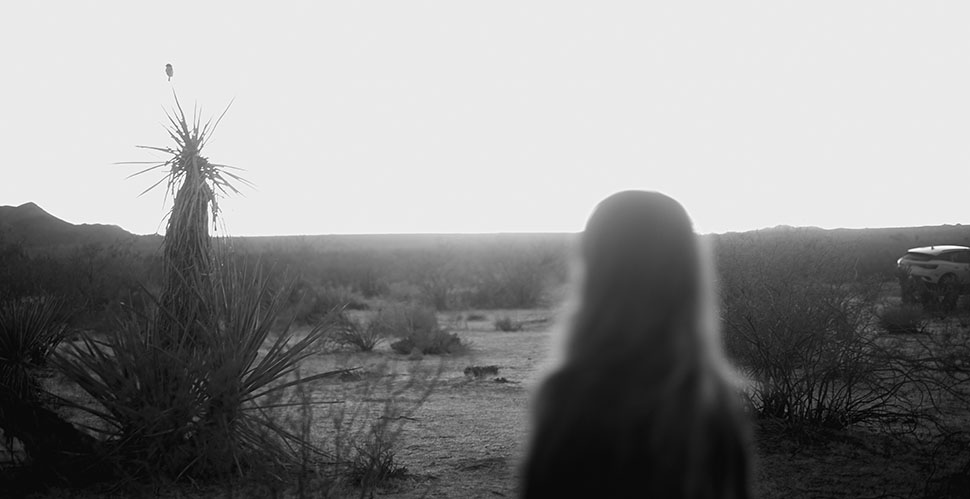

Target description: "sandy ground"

left=303, top=311, right=558, bottom=499
left=301, top=308, right=965, bottom=499
left=382, top=329, right=553, bottom=498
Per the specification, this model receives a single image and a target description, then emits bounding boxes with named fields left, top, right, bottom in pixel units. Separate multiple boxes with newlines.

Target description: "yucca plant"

left=0, top=297, right=100, bottom=484
left=0, top=298, right=67, bottom=406
left=122, top=91, right=251, bottom=345
left=0, top=298, right=68, bottom=457
left=51, top=90, right=353, bottom=484
left=54, top=265, right=350, bottom=480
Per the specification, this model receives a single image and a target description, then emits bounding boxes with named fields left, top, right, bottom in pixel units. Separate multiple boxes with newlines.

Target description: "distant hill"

left=232, top=232, right=576, bottom=254
left=0, top=202, right=576, bottom=257
left=3, top=201, right=969, bottom=268
left=0, top=202, right=140, bottom=252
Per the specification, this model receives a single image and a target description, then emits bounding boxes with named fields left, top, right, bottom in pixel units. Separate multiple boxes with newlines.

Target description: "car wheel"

left=900, top=277, right=915, bottom=303
left=938, top=275, right=959, bottom=313
left=902, top=277, right=928, bottom=306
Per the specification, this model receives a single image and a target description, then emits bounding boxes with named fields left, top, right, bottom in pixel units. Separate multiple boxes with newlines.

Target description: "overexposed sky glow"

left=2, top=2, right=968, bottom=236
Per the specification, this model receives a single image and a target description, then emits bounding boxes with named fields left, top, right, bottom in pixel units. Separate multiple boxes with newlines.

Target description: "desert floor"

left=298, top=309, right=959, bottom=499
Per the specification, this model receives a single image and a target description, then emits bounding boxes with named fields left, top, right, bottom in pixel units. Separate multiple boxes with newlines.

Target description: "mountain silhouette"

left=0, top=202, right=137, bottom=250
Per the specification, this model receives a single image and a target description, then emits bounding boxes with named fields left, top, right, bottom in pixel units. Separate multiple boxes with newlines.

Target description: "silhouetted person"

left=522, top=191, right=751, bottom=498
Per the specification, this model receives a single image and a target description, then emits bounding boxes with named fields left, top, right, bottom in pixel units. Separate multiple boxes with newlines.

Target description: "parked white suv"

left=897, top=245, right=970, bottom=309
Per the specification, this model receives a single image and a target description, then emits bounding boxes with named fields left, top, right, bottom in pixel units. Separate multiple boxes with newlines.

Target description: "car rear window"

left=904, top=252, right=935, bottom=262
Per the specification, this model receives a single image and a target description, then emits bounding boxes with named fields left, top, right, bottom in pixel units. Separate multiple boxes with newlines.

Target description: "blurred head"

left=567, top=190, right=705, bottom=364
left=526, top=190, right=750, bottom=499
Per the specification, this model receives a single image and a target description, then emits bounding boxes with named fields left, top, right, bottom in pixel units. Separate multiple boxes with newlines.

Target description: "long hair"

left=522, top=190, right=750, bottom=499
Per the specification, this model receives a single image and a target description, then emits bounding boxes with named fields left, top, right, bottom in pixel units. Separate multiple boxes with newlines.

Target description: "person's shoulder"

left=701, top=376, right=754, bottom=498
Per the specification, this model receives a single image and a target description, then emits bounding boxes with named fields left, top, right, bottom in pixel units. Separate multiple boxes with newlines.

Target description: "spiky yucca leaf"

left=54, top=265, right=350, bottom=479
left=0, top=298, right=67, bottom=405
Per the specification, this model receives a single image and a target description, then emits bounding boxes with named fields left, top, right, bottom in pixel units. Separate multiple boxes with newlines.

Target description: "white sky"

left=2, top=2, right=968, bottom=236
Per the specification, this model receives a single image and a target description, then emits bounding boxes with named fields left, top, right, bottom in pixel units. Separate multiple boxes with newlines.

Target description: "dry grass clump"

left=323, top=310, right=383, bottom=352
left=493, top=316, right=522, bottom=332
left=877, top=304, right=928, bottom=335
left=463, top=365, right=499, bottom=379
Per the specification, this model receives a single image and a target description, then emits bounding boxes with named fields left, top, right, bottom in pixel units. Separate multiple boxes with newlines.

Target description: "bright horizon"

left=3, top=2, right=969, bottom=237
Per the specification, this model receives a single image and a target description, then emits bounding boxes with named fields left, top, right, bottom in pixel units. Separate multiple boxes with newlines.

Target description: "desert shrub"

left=493, top=316, right=522, bottom=332
left=410, top=255, right=460, bottom=311
left=0, top=237, right=151, bottom=332
left=345, top=422, right=409, bottom=488
left=719, top=239, right=927, bottom=429
left=468, top=250, right=560, bottom=309
left=371, top=303, right=466, bottom=355
left=325, top=310, right=383, bottom=352
left=369, top=303, right=439, bottom=338
left=898, top=270, right=930, bottom=306
left=288, top=284, right=368, bottom=326
left=385, top=281, right=422, bottom=304
left=878, top=304, right=928, bottom=335
left=316, top=357, right=440, bottom=495
left=440, top=313, right=469, bottom=331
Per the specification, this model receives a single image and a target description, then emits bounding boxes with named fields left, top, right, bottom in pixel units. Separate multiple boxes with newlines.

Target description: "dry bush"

left=308, top=359, right=440, bottom=496
left=286, top=282, right=369, bottom=326
left=324, top=310, right=383, bottom=352
left=369, top=303, right=438, bottom=337
left=717, top=232, right=970, bottom=493
left=718, top=237, right=930, bottom=429
left=468, top=248, right=563, bottom=309
left=493, top=316, right=522, bottom=332
left=409, top=253, right=460, bottom=311
left=371, top=303, right=466, bottom=355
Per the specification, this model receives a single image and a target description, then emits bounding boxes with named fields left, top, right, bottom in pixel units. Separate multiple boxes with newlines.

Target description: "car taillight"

left=914, top=263, right=938, bottom=270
